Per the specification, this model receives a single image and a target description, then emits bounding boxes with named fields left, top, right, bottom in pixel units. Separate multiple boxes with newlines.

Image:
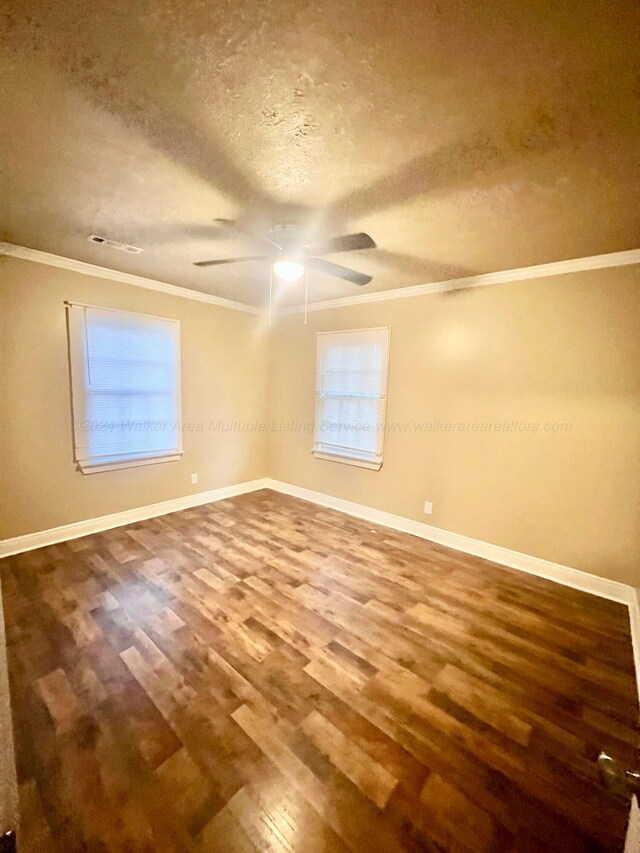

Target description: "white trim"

left=0, top=242, right=261, bottom=315
left=628, top=588, right=640, bottom=705
left=0, top=478, right=270, bottom=557
left=66, top=303, right=183, bottom=473
left=626, top=796, right=640, bottom=853
left=278, top=248, right=640, bottom=315
left=312, top=451, right=382, bottom=470
left=264, top=479, right=634, bottom=605
left=316, top=325, right=391, bottom=336
left=3, top=243, right=639, bottom=317
left=65, top=299, right=183, bottom=323
left=0, top=584, right=18, bottom=837
left=78, top=452, right=183, bottom=474
left=314, top=326, right=390, bottom=468
left=265, top=479, right=640, bottom=702
left=2, top=475, right=634, bottom=608
left=1, top=475, right=638, bottom=699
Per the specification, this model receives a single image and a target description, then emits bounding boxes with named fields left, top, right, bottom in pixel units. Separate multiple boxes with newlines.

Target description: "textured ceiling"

left=1, top=0, right=638, bottom=307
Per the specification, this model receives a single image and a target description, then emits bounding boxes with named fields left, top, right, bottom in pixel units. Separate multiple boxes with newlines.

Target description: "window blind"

left=313, top=327, right=390, bottom=469
left=66, top=304, right=182, bottom=473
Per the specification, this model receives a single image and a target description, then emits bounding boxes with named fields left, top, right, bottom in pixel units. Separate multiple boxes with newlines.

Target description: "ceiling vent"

left=87, top=235, right=143, bottom=254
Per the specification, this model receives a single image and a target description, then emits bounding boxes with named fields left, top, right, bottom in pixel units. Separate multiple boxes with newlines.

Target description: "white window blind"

left=66, top=304, right=182, bottom=473
left=313, top=327, right=390, bottom=470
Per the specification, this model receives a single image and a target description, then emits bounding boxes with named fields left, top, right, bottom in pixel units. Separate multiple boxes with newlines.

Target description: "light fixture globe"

left=273, top=260, right=305, bottom=282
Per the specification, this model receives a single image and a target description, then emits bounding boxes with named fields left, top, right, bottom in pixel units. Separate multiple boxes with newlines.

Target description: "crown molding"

left=277, top=247, right=640, bottom=315
left=0, top=242, right=262, bottom=315
left=3, top=241, right=638, bottom=318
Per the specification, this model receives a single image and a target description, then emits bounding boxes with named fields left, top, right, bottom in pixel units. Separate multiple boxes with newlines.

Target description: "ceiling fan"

left=194, top=221, right=376, bottom=287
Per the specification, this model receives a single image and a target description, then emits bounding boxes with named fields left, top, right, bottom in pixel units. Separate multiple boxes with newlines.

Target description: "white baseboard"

left=0, top=478, right=270, bottom=558
left=628, top=589, right=640, bottom=705
left=0, top=585, right=18, bottom=836
left=265, top=479, right=634, bottom=605
left=265, top=478, right=640, bottom=701
left=626, top=796, right=640, bottom=853
left=1, top=475, right=638, bottom=700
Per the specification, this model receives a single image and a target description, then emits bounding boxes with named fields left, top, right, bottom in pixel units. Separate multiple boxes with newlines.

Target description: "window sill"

left=312, top=450, right=382, bottom=471
left=78, top=452, right=182, bottom=474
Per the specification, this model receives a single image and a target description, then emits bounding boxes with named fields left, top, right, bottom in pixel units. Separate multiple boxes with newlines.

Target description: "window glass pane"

left=321, top=342, right=385, bottom=396
left=68, top=305, right=181, bottom=469
left=317, top=397, right=380, bottom=454
left=314, top=329, right=389, bottom=466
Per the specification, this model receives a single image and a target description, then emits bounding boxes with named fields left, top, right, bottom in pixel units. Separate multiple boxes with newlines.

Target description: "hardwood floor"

left=1, top=489, right=637, bottom=852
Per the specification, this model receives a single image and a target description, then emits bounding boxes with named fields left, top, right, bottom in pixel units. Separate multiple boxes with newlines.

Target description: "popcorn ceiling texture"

left=0, top=0, right=639, bottom=305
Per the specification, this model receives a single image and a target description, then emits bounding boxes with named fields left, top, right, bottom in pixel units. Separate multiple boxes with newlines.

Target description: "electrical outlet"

left=191, top=473, right=198, bottom=485
left=423, top=501, right=433, bottom=515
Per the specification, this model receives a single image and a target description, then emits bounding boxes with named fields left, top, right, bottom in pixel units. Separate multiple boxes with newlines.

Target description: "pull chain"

left=269, top=267, right=273, bottom=326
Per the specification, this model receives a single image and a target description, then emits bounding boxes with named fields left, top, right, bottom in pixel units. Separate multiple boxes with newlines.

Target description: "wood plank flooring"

left=1, top=489, right=638, bottom=852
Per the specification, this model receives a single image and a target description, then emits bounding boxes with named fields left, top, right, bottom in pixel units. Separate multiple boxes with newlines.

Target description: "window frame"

left=312, top=326, right=391, bottom=470
left=66, top=302, right=183, bottom=474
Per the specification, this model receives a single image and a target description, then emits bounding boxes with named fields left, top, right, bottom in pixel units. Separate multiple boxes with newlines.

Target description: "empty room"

left=1, top=1, right=639, bottom=850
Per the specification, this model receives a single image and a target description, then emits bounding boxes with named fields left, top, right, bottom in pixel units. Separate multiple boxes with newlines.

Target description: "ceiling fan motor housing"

left=194, top=222, right=374, bottom=285
left=267, top=223, right=306, bottom=257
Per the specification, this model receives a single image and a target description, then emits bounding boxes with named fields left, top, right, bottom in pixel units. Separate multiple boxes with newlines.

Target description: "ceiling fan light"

left=273, top=260, right=305, bottom=282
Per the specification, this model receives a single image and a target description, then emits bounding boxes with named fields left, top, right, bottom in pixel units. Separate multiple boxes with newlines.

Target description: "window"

left=66, top=303, right=182, bottom=473
left=313, top=327, right=390, bottom=470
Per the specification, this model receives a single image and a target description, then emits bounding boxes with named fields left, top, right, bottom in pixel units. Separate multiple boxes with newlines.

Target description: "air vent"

left=87, top=235, right=143, bottom=254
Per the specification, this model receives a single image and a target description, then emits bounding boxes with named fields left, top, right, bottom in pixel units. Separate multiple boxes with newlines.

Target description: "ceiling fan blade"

left=305, top=232, right=376, bottom=255
left=194, top=255, right=270, bottom=267
left=307, top=257, right=372, bottom=286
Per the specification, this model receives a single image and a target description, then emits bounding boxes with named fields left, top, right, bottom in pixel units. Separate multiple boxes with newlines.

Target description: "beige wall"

left=2, top=255, right=639, bottom=587
left=0, top=256, right=269, bottom=539
left=268, top=266, right=640, bottom=587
